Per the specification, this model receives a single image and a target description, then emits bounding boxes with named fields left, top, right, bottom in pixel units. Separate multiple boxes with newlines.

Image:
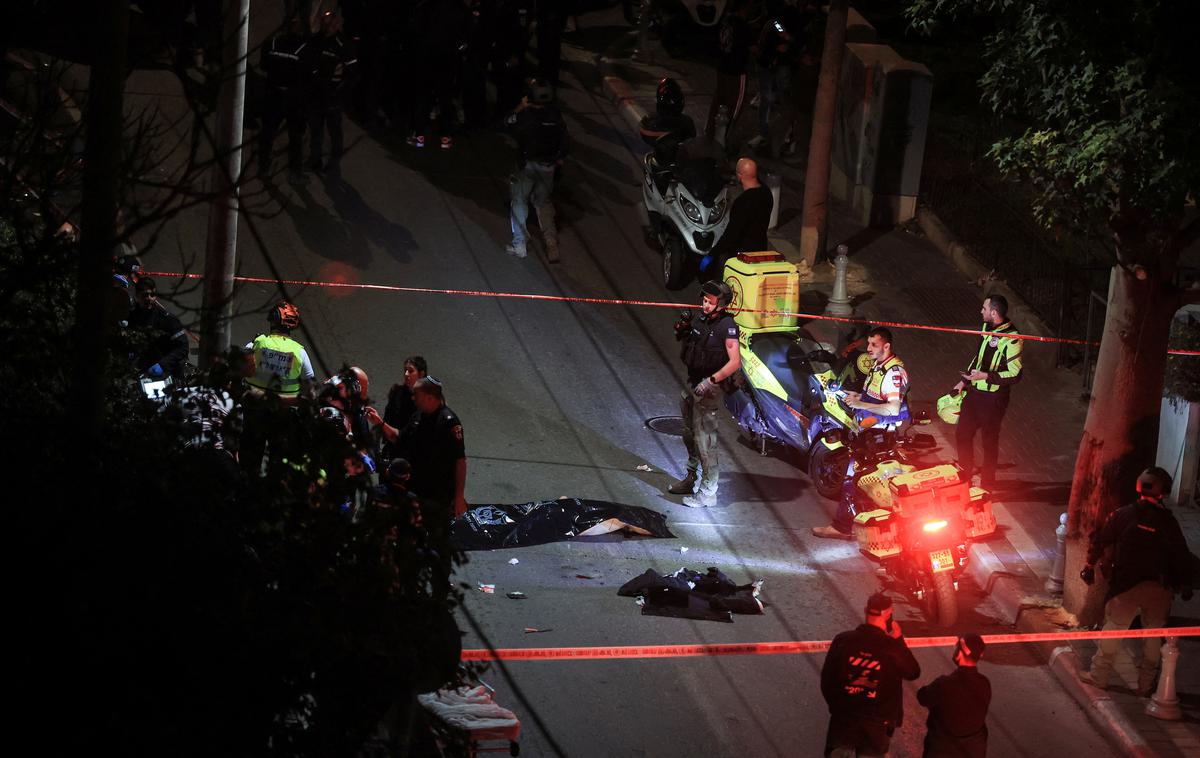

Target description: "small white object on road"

left=680, top=547, right=689, bottom=553
left=478, top=583, right=495, bottom=594
left=508, top=558, right=520, bottom=565
left=636, top=464, right=653, bottom=472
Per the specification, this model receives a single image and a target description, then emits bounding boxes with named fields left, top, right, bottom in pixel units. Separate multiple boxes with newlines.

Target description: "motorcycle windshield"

left=749, top=332, right=818, bottom=407
left=674, top=157, right=724, bottom=205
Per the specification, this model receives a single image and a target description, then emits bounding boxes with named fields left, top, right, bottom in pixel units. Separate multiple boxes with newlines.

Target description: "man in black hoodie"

left=821, top=593, right=921, bottom=757
left=1082, top=466, right=1194, bottom=694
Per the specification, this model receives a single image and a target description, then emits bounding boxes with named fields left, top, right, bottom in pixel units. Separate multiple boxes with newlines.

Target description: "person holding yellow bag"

left=951, top=295, right=1022, bottom=489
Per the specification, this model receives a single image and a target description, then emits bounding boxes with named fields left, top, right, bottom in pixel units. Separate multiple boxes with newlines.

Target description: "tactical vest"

left=862, top=355, right=906, bottom=402
left=681, top=313, right=734, bottom=380
left=249, top=333, right=305, bottom=395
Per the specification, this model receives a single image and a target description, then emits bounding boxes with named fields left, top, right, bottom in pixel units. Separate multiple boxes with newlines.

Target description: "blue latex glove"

left=148, top=363, right=164, bottom=378
left=699, top=254, right=713, bottom=272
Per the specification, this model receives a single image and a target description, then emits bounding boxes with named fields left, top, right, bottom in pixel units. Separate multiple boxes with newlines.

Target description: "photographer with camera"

left=1080, top=466, right=1194, bottom=695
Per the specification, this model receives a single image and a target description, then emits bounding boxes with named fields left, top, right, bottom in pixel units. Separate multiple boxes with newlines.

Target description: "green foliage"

left=906, top=0, right=1200, bottom=259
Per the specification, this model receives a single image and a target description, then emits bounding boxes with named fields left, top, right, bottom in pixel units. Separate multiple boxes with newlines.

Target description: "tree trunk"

left=71, top=0, right=128, bottom=445
left=1063, top=264, right=1179, bottom=622
left=798, top=0, right=848, bottom=268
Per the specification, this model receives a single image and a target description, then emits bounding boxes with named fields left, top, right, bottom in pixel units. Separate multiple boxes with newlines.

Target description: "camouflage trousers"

left=680, top=386, right=721, bottom=497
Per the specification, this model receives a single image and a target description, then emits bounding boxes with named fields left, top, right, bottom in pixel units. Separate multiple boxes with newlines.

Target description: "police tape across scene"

left=460, top=626, right=1200, bottom=661
left=148, top=270, right=1200, bottom=357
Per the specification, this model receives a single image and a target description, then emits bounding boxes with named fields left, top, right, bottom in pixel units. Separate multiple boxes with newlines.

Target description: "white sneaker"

left=505, top=243, right=527, bottom=258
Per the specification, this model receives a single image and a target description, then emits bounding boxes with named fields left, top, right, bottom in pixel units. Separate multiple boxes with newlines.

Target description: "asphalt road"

left=128, top=4, right=1121, bottom=756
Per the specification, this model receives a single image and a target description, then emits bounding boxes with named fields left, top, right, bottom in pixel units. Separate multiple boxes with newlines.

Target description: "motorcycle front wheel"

left=663, top=235, right=688, bottom=289
left=929, top=571, right=958, bottom=626
left=807, top=442, right=848, bottom=501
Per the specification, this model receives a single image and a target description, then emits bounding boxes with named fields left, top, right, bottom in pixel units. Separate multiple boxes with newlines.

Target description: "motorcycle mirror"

left=806, top=349, right=837, bottom=364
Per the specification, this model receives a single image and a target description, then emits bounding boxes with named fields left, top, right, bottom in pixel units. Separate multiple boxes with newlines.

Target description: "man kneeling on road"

left=669, top=281, right=740, bottom=508
left=813, top=327, right=909, bottom=540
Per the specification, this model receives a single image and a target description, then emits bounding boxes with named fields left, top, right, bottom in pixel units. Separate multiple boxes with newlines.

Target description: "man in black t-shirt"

left=398, top=377, right=468, bottom=519
left=821, top=593, right=921, bottom=757
left=918, top=634, right=991, bottom=758
left=703, top=158, right=774, bottom=275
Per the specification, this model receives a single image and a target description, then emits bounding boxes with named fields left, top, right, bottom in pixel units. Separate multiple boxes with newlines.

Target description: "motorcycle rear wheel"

left=807, top=442, right=848, bottom=501
left=929, top=571, right=958, bottom=626
left=663, top=235, right=688, bottom=290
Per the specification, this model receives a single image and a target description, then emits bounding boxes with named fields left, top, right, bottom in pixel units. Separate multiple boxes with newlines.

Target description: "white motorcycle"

left=641, top=141, right=730, bottom=289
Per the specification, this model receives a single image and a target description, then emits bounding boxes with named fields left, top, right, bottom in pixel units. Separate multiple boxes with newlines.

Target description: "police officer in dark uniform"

left=917, top=634, right=991, bottom=758
left=670, top=281, right=741, bottom=508
left=1082, top=466, right=1194, bottom=694
left=305, top=5, right=358, bottom=173
left=257, top=14, right=308, bottom=180
left=397, top=377, right=468, bottom=520
left=821, top=593, right=921, bottom=757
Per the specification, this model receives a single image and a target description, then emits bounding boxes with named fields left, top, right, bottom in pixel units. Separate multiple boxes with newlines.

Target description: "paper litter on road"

left=477, top=583, right=495, bottom=594
left=523, top=627, right=552, bottom=634
left=506, top=592, right=527, bottom=600
left=508, top=558, right=520, bottom=564
left=680, top=547, right=689, bottom=553
left=636, top=464, right=653, bottom=472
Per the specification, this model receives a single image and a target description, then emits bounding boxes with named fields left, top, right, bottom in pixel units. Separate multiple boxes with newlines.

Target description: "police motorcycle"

left=640, top=80, right=731, bottom=289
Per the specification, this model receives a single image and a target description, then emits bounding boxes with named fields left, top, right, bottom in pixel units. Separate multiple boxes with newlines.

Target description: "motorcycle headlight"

left=710, top=197, right=727, bottom=223
left=680, top=196, right=703, bottom=224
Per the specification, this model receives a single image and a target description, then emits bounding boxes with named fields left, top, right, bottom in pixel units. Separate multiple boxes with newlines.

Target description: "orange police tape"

left=461, top=626, right=1200, bottom=661
left=147, top=271, right=1200, bottom=357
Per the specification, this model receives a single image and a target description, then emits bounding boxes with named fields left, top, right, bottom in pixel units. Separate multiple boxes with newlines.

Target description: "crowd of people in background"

left=256, top=0, right=573, bottom=177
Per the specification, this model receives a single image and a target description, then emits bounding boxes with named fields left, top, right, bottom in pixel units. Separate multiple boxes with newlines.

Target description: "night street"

left=10, top=1, right=1198, bottom=755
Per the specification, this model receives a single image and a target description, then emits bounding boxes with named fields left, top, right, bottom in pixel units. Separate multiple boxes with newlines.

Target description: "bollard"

left=1146, top=636, right=1183, bottom=720
left=1045, top=512, right=1067, bottom=594
left=766, top=172, right=782, bottom=230
left=633, top=0, right=654, bottom=63
left=824, top=244, right=853, bottom=317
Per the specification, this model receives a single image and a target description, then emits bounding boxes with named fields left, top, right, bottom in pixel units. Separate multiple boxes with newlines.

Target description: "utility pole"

left=798, top=0, right=848, bottom=268
left=199, top=0, right=252, bottom=369
left=72, top=0, right=129, bottom=445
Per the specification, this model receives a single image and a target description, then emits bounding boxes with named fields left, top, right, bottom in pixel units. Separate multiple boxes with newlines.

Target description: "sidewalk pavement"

left=592, top=27, right=1200, bottom=756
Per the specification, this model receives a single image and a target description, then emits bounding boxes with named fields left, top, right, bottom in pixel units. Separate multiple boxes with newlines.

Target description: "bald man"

left=702, top=157, right=775, bottom=275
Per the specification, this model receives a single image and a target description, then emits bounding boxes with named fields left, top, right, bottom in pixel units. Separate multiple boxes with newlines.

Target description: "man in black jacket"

left=918, top=634, right=991, bottom=758
left=702, top=157, right=773, bottom=275
left=128, top=277, right=190, bottom=380
left=305, top=4, right=358, bottom=173
left=820, top=593, right=921, bottom=757
left=1081, top=466, right=1194, bottom=694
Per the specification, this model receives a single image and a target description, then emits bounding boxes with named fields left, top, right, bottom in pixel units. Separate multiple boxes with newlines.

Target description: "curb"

left=965, top=542, right=1027, bottom=626
left=1047, top=645, right=1155, bottom=756
left=914, top=207, right=1054, bottom=342
left=599, top=67, right=649, bottom=133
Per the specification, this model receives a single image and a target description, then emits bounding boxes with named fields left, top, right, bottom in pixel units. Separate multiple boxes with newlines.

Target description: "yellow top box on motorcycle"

left=723, top=252, right=800, bottom=334
left=888, top=464, right=970, bottom=515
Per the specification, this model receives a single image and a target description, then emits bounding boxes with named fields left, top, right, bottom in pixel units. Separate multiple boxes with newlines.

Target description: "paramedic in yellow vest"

left=813, top=327, right=909, bottom=540
left=954, top=295, right=1022, bottom=489
left=246, top=301, right=315, bottom=401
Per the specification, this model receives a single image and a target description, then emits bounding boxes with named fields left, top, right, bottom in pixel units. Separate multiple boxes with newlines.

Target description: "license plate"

left=930, top=548, right=955, bottom=573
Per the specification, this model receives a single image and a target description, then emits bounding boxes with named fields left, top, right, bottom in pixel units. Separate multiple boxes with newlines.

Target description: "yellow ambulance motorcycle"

left=723, top=254, right=995, bottom=624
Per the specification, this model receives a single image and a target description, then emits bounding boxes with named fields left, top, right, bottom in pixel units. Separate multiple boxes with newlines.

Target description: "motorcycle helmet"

left=656, top=77, right=684, bottom=116
left=701, top=280, right=733, bottom=308
left=528, top=77, right=554, bottom=105
left=936, top=391, right=963, bottom=425
left=268, top=300, right=301, bottom=331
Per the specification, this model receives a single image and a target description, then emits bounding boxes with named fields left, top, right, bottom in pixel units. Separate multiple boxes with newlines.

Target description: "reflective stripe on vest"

left=863, top=355, right=906, bottom=402
left=249, top=333, right=304, bottom=394
left=970, top=322, right=1022, bottom=393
